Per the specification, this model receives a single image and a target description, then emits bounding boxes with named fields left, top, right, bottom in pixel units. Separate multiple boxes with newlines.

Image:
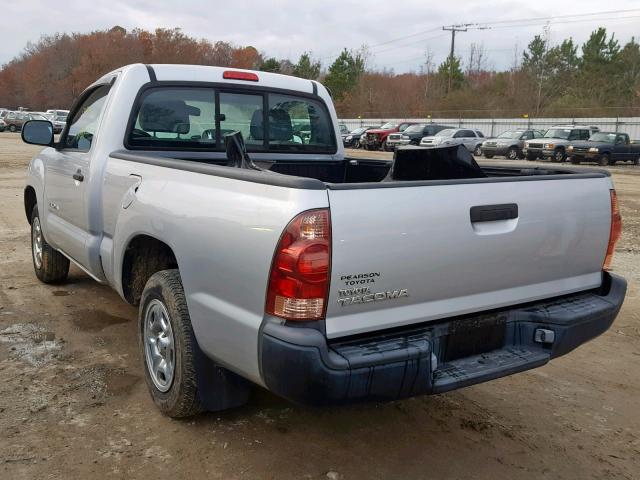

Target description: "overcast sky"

left=2, top=0, right=640, bottom=72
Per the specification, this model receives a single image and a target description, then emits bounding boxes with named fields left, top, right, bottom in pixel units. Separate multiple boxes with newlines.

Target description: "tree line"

left=0, top=26, right=638, bottom=118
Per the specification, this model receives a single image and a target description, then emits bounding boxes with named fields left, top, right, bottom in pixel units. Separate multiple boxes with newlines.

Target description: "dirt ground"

left=1, top=132, right=638, bottom=480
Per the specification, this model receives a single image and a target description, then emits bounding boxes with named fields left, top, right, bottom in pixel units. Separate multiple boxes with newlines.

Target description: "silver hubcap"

left=32, top=217, right=43, bottom=269
left=143, top=299, right=175, bottom=392
left=509, top=149, right=517, bottom=159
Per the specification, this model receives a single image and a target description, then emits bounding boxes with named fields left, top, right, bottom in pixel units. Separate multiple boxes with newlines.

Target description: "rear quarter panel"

left=105, top=159, right=329, bottom=384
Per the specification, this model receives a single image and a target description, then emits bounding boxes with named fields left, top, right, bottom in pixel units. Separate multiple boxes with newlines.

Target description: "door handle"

left=470, top=203, right=518, bottom=223
left=72, top=169, right=84, bottom=182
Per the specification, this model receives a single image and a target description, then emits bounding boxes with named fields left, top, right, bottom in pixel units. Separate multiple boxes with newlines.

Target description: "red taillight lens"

left=266, top=209, right=331, bottom=321
left=603, top=189, right=622, bottom=271
left=222, top=70, right=259, bottom=82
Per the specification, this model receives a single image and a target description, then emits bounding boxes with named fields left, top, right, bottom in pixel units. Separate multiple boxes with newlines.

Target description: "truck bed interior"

left=114, top=144, right=607, bottom=187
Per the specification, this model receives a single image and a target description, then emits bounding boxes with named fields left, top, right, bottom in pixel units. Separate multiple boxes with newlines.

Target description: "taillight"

left=603, top=189, right=622, bottom=271
left=266, top=209, right=331, bottom=321
left=223, top=70, right=259, bottom=82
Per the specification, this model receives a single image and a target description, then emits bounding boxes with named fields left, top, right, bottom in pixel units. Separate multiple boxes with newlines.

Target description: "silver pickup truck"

left=21, top=64, right=626, bottom=417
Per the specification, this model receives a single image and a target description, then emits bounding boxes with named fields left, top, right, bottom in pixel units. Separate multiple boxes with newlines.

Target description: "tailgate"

left=325, top=177, right=612, bottom=338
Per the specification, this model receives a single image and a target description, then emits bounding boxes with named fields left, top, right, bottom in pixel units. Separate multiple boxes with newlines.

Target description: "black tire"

left=570, top=157, right=580, bottom=165
left=9, top=124, right=17, bottom=132
left=30, top=205, right=69, bottom=284
left=484, top=153, right=494, bottom=159
left=633, top=156, right=640, bottom=166
left=526, top=152, right=537, bottom=161
left=598, top=154, right=610, bottom=166
left=553, top=148, right=566, bottom=162
left=506, top=147, right=520, bottom=160
left=473, top=144, right=483, bottom=156
left=139, top=269, right=250, bottom=418
left=381, top=139, right=388, bottom=151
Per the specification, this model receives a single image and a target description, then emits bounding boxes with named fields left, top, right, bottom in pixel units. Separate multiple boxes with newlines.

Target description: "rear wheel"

left=140, top=269, right=250, bottom=417
left=9, top=124, right=17, bottom=132
left=570, top=157, right=581, bottom=164
left=506, top=147, right=519, bottom=160
left=598, top=153, right=610, bottom=166
left=484, top=153, right=494, bottom=159
left=633, top=156, right=640, bottom=166
left=30, top=205, right=69, bottom=283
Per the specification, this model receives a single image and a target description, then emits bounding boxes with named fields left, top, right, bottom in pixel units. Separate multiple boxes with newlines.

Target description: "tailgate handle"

left=470, top=203, right=518, bottom=223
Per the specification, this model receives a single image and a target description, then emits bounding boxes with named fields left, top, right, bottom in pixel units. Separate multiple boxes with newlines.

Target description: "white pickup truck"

left=21, top=64, right=626, bottom=417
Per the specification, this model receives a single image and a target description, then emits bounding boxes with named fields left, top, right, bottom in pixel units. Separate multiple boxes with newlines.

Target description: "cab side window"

left=62, top=85, right=111, bottom=151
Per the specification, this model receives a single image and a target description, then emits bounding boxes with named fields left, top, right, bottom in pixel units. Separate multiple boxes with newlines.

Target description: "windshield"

left=56, top=116, right=67, bottom=122
left=380, top=122, right=398, bottom=129
left=435, top=129, right=455, bottom=137
left=497, top=131, right=524, bottom=139
left=30, top=114, right=47, bottom=120
left=404, top=124, right=427, bottom=133
left=350, top=127, right=367, bottom=135
left=544, top=129, right=571, bottom=139
left=589, top=132, right=616, bottom=142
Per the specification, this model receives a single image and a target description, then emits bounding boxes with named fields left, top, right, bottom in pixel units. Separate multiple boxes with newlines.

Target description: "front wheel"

left=633, top=156, right=640, bottom=166
left=140, top=269, right=250, bottom=417
left=598, top=154, right=610, bottom=166
left=506, top=147, right=519, bottom=160
left=31, top=205, right=69, bottom=283
left=526, top=152, right=537, bottom=161
left=553, top=148, right=566, bottom=162
left=484, top=153, right=494, bottom=159
left=9, top=124, right=17, bottom=132
left=381, top=139, right=389, bottom=151
left=473, top=144, right=483, bottom=156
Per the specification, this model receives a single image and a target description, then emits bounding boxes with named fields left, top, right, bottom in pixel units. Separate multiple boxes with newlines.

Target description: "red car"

left=361, top=121, right=418, bottom=151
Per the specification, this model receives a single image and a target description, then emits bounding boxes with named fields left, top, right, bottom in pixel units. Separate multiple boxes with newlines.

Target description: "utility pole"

left=442, top=23, right=491, bottom=94
left=442, top=24, right=470, bottom=94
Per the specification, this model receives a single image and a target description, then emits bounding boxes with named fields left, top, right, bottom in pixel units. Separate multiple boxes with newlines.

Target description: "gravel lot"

left=1, top=132, right=638, bottom=479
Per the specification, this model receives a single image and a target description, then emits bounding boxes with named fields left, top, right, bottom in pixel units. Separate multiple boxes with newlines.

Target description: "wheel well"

left=121, top=235, right=178, bottom=305
left=24, top=187, right=37, bottom=224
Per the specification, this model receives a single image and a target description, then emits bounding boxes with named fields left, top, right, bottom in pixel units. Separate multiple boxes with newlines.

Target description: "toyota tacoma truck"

left=21, top=64, right=626, bottom=417
left=568, top=132, right=640, bottom=166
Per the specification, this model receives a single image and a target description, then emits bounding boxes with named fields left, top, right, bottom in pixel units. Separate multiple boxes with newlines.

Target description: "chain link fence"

left=339, top=117, right=640, bottom=139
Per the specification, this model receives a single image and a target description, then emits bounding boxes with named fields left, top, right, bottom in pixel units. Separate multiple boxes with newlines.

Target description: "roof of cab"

left=146, top=64, right=316, bottom=95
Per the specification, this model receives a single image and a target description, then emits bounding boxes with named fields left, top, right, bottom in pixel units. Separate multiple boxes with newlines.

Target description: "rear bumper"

left=259, top=272, right=626, bottom=406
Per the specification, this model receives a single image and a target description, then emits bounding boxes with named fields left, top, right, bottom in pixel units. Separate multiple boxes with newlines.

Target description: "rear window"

left=127, top=86, right=336, bottom=153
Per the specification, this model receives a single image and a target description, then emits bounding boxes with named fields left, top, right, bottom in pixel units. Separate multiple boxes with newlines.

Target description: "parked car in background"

left=420, top=128, right=485, bottom=155
left=0, top=118, right=5, bottom=132
left=393, top=123, right=454, bottom=148
left=4, top=111, right=49, bottom=132
left=343, top=126, right=378, bottom=148
left=568, top=132, right=640, bottom=166
left=46, top=109, right=70, bottom=119
left=482, top=129, right=545, bottom=160
left=362, top=121, right=417, bottom=151
left=338, top=123, right=349, bottom=136
left=523, top=125, right=599, bottom=162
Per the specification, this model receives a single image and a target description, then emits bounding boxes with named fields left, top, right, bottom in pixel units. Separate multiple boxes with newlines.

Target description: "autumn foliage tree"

left=1, top=26, right=639, bottom=118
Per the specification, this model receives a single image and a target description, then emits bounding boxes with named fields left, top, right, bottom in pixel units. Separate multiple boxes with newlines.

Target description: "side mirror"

left=22, top=120, right=54, bottom=146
